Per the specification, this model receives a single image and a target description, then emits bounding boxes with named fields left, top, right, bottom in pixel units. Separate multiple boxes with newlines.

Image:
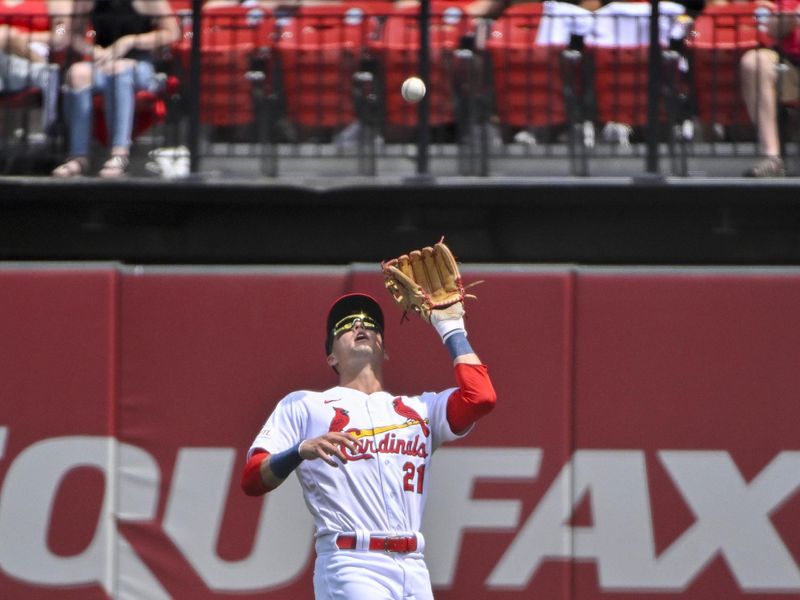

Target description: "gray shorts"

left=779, top=58, right=800, bottom=103
left=0, top=51, right=60, bottom=129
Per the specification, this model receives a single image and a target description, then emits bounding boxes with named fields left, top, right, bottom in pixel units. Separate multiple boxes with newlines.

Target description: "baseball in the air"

left=401, top=76, right=426, bottom=103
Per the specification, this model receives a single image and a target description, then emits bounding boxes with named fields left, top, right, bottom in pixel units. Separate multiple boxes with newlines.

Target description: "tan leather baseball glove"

left=381, top=239, right=471, bottom=323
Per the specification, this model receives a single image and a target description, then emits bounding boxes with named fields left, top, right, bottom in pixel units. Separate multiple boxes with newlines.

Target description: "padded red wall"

left=0, top=265, right=797, bottom=599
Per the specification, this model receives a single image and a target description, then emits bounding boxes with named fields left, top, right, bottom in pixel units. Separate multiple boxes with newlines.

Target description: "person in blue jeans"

left=52, top=0, right=179, bottom=178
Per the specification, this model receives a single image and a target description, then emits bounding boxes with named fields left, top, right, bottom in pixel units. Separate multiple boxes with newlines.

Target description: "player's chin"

left=350, top=342, right=375, bottom=353
left=349, top=343, right=380, bottom=360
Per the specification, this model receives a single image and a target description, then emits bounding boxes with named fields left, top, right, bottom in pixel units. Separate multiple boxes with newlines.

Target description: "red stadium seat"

left=272, top=2, right=392, bottom=131
left=583, top=44, right=689, bottom=176
left=591, top=45, right=654, bottom=127
left=486, top=3, right=568, bottom=129
left=579, top=1, right=688, bottom=135
left=92, top=75, right=181, bottom=146
left=168, top=0, right=194, bottom=11
left=0, top=0, right=49, bottom=32
left=185, top=5, right=275, bottom=126
left=368, top=1, right=478, bottom=128
left=685, top=3, right=763, bottom=128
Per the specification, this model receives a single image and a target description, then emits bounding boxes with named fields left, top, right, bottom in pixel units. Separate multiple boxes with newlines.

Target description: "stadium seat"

left=177, top=5, right=275, bottom=127
left=586, top=1, right=688, bottom=131
left=368, top=1, right=478, bottom=129
left=486, top=2, right=572, bottom=131
left=541, top=0, right=691, bottom=173
left=685, top=3, right=762, bottom=130
left=271, top=2, right=392, bottom=134
left=591, top=45, right=655, bottom=129
left=486, top=2, right=596, bottom=174
left=0, top=0, right=49, bottom=32
left=168, top=0, right=193, bottom=11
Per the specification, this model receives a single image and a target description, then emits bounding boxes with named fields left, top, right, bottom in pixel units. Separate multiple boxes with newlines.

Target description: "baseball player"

left=241, top=291, right=496, bottom=599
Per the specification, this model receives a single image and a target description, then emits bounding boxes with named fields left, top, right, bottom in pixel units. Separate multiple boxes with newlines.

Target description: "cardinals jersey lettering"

left=248, top=385, right=466, bottom=538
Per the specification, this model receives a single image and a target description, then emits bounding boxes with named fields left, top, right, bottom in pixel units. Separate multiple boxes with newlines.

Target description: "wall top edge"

left=2, top=262, right=800, bottom=277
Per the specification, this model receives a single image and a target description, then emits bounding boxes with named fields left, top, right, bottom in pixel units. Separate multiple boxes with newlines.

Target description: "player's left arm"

left=446, top=362, right=497, bottom=435
left=431, top=307, right=497, bottom=435
left=382, top=240, right=496, bottom=436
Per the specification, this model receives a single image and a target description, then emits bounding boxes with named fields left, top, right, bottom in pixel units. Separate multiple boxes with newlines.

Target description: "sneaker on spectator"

left=333, top=122, right=360, bottom=148
left=743, top=156, right=785, bottom=177
left=487, top=123, right=504, bottom=149
left=333, top=122, right=384, bottom=150
left=513, top=129, right=537, bottom=146
left=601, top=122, right=633, bottom=147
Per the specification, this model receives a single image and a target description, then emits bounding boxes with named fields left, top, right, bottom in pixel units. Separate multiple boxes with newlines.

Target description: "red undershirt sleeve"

left=446, top=363, right=497, bottom=434
left=241, top=449, right=271, bottom=496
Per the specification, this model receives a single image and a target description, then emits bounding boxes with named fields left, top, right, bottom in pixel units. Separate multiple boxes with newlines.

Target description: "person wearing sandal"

left=740, top=0, right=800, bottom=178
left=52, top=0, right=179, bottom=178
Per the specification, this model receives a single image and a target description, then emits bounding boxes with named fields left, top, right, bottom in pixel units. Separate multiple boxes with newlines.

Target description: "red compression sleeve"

left=446, top=363, right=497, bottom=434
left=241, top=449, right=270, bottom=496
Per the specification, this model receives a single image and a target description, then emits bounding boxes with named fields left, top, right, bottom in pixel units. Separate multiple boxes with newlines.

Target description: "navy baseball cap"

left=325, top=293, right=385, bottom=355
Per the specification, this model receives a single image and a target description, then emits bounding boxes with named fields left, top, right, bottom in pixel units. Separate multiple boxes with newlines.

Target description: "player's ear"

left=378, top=332, right=388, bottom=360
left=327, top=353, right=340, bottom=374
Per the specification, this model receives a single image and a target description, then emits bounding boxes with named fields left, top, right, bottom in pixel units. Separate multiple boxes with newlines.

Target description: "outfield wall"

left=1, top=264, right=798, bottom=599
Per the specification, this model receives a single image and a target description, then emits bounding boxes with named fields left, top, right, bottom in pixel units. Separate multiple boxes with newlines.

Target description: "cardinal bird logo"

left=329, top=407, right=350, bottom=433
left=392, top=398, right=430, bottom=438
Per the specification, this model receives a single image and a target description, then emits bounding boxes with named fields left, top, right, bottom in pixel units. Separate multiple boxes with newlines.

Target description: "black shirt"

left=92, top=0, right=154, bottom=58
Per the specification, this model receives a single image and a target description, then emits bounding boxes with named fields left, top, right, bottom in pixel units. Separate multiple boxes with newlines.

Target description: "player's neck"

left=338, top=364, right=384, bottom=395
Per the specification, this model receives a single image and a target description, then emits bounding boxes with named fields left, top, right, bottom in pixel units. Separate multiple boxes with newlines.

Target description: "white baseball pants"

left=313, top=549, right=433, bottom=600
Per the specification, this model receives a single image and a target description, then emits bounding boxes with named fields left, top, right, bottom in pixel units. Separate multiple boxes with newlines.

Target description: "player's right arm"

left=241, top=432, right=358, bottom=496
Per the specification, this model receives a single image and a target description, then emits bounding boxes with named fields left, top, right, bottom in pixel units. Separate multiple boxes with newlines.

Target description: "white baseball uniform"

left=248, top=384, right=469, bottom=600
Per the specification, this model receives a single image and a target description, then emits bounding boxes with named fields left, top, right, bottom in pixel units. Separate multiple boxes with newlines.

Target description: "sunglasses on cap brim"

left=332, top=313, right=381, bottom=338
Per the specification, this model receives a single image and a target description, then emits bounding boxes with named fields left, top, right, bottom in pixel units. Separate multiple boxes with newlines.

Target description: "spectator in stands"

left=207, top=0, right=504, bottom=12
left=52, top=0, right=180, bottom=178
left=0, top=0, right=79, bottom=62
left=0, top=24, right=51, bottom=91
left=203, top=0, right=263, bottom=8
left=203, top=0, right=373, bottom=9
left=393, top=0, right=506, bottom=18
left=740, top=0, right=800, bottom=177
left=582, top=0, right=689, bottom=146
left=0, top=1, right=70, bottom=126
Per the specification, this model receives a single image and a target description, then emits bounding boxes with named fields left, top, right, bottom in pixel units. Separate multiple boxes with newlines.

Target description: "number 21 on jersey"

left=403, top=462, right=425, bottom=494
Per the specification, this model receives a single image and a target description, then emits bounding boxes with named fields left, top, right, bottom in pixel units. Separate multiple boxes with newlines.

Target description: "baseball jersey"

left=248, top=385, right=467, bottom=538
